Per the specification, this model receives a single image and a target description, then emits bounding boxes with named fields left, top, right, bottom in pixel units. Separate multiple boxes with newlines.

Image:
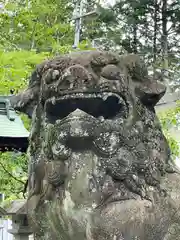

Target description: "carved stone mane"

left=11, top=50, right=180, bottom=240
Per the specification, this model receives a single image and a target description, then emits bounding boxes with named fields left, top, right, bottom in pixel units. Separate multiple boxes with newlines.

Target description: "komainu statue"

left=11, top=50, right=180, bottom=239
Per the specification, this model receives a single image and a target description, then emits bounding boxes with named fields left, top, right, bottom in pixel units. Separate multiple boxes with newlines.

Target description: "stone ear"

left=10, top=68, right=41, bottom=118
left=10, top=87, right=39, bottom=118
left=135, top=80, right=166, bottom=106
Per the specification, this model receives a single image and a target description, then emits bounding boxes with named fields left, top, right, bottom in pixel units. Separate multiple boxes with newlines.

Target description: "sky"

left=100, top=0, right=116, bottom=8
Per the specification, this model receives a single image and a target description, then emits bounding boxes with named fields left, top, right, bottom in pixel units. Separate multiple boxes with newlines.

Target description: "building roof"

left=0, top=96, right=29, bottom=151
left=0, top=200, right=27, bottom=216
left=5, top=199, right=27, bottom=215
left=0, top=206, right=7, bottom=215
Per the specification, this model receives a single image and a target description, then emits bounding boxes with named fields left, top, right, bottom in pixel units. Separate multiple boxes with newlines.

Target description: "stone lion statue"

left=11, top=50, right=180, bottom=240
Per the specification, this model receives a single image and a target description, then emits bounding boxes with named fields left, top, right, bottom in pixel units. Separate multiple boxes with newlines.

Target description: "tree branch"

left=0, top=161, right=25, bottom=185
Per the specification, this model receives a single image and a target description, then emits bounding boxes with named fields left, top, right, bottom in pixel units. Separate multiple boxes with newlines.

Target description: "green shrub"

left=158, top=101, right=180, bottom=158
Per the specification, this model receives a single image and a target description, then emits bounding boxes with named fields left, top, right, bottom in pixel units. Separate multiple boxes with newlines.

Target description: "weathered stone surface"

left=11, top=50, right=180, bottom=240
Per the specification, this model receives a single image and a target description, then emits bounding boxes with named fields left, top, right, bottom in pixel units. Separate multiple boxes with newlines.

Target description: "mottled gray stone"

left=11, top=50, right=180, bottom=240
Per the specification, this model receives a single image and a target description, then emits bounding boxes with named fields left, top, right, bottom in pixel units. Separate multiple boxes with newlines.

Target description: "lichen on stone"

left=11, top=50, right=180, bottom=240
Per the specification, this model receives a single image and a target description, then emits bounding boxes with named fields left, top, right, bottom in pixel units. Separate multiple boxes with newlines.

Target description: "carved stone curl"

left=11, top=51, right=180, bottom=240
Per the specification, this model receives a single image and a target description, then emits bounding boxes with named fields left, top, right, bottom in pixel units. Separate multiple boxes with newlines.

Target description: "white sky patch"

left=100, top=0, right=116, bottom=8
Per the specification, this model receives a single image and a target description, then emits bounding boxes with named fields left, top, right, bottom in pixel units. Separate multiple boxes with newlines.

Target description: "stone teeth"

left=70, top=83, right=74, bottom=89
left=49, top=92, right=122, bottom=102
left=98, top=116, right=105, bottom=122
left=118, top=98, right=123, bottom=104
left=56, top=119, right=61, bottom=124
left=51, top=97, right=56, bottom=105
left=102, top=94, right=108, bottom=101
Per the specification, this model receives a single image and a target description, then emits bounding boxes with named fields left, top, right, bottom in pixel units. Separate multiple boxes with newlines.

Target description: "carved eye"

left=93, top=132, right=120, bottom=155
left=51, top=142, right=71, bottom=160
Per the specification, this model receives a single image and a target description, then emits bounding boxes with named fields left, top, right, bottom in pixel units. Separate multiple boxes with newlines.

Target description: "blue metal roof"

left=0, top=96, right=29, bottom=151
left=0, top=96, right=29, bottom=138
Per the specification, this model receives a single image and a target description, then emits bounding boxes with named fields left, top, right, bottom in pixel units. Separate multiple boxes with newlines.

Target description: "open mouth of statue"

left=46, top=92, right=128, bottom=123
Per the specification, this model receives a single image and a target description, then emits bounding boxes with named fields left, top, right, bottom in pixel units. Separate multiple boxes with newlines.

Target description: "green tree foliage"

left=158, top=101, right=180, bottom=158
left=0, top=50, right=50, bottom=201
left=89, top=0, right=180, bottom=81
left=0, top=0, right=73, bottom=51
left=0, top=50, right=50, bottom=94
left=0, top=152, right=28, bottom=203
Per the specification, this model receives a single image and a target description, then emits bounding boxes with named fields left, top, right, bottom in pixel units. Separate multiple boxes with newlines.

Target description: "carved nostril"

left=84, top=79, right=88, bottom=83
